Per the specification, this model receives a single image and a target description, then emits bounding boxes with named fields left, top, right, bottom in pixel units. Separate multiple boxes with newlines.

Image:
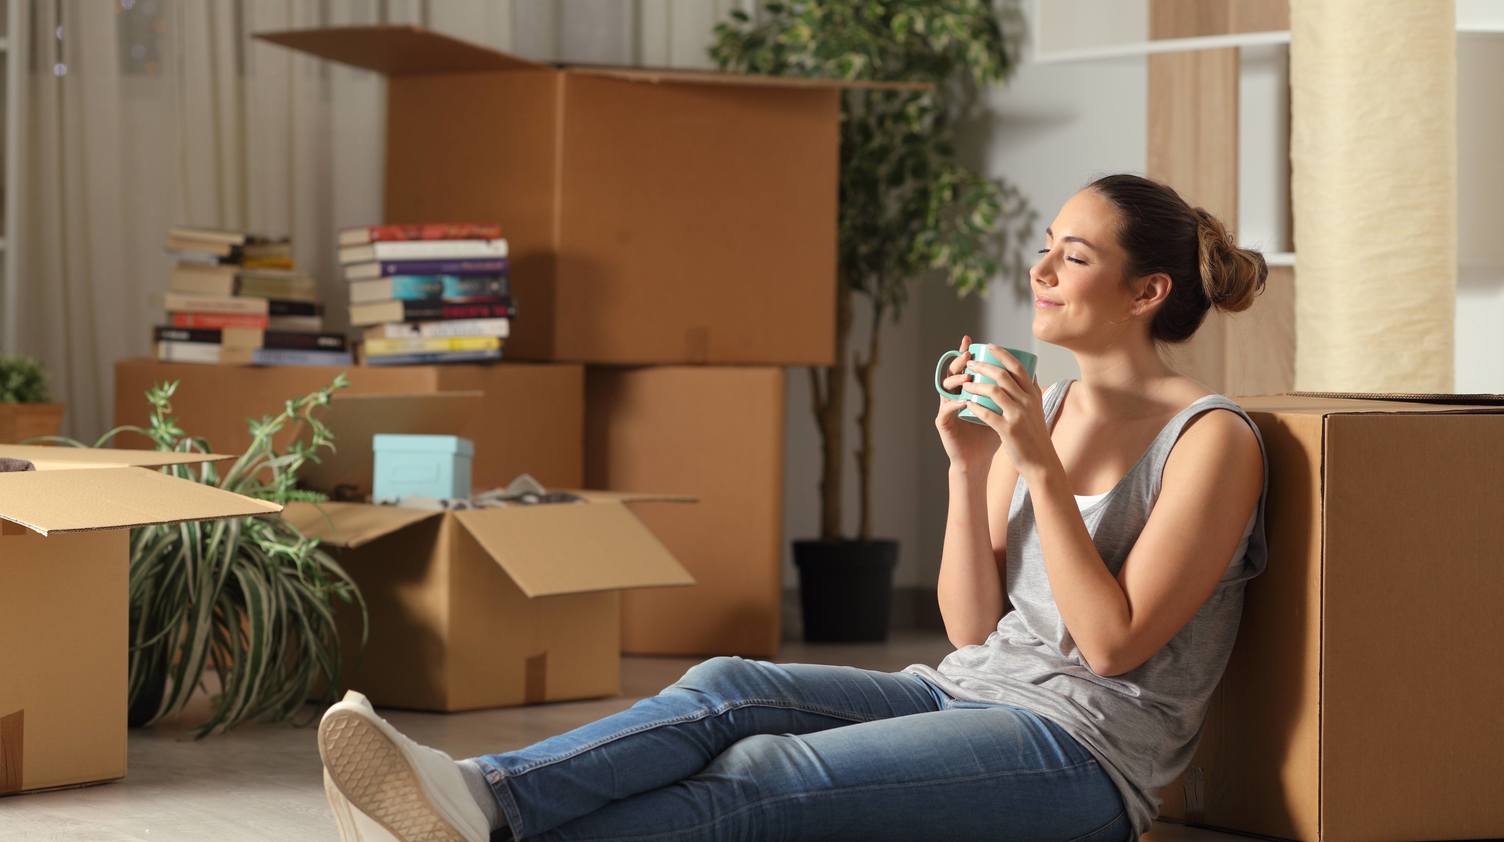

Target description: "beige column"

left=1290, top=0, right=1456, bottom=391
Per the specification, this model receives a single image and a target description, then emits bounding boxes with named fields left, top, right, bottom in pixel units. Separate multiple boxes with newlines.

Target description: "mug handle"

left=935, top=350, right=966, bottom=399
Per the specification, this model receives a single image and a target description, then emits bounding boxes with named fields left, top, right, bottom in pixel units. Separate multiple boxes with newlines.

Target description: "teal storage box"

left=372, top=434, right=474, bottom=502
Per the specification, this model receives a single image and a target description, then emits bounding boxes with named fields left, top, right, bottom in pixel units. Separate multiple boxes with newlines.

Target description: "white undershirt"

left=1073, top=490, right=1110, bottom=508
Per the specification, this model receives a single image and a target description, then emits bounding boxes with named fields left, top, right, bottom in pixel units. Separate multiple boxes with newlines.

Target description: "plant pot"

left=0, top=402, right=65, bottom=443
left=793, top=539, right=898, bottom=643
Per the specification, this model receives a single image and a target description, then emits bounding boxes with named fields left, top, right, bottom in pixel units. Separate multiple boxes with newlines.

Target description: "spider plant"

left=40, top=375, right=366, bottom=737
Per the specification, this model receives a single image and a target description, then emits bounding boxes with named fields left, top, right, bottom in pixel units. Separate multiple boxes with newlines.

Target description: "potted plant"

left=712, top=1, right=1035, bottom=641
left=46, top=376, right=367, bottom=736
left=0, top=354, right=65, bottom=442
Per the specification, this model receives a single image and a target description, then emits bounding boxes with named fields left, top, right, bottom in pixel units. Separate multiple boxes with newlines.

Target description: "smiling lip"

left=1035, top=296, right=1063, bottom=308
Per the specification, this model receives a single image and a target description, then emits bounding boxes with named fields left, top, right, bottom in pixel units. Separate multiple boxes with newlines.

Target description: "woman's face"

left=1029, top=189, right=1148, bottom=349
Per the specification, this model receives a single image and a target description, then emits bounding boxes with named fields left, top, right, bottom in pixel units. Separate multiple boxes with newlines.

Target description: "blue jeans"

left=471, top=656, right=1129, bottom=841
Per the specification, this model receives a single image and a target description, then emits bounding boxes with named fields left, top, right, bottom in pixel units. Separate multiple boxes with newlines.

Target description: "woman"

left=316, top=173, right=1270, bottom=842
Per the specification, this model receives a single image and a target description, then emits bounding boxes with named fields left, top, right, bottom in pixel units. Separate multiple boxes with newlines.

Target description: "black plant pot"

left=793, top=539, right=898, bottom=643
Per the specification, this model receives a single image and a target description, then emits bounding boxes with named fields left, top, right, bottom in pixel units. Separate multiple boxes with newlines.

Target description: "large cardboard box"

left=255, top=26, right=913, bottom=367
left=586, top=366, right=785, bottom=657
left=1155, top=393, right=1504, bottom=841
left=113, top=358, right=584, bottom=493
left=282, top=492, right=695, bottom=712
left=0, top=445, right=281, bottom=795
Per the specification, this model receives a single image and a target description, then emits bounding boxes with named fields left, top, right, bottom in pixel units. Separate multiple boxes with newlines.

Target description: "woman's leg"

left=530, top=703, right=1129, bottom=842
left=470, top=656, right=947, bottom=839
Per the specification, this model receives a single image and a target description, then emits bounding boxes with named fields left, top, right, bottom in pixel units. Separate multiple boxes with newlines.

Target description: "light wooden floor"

left=0, top=633, right=1255, bottom=841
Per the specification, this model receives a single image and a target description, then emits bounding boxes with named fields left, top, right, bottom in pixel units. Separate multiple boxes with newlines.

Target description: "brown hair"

left=1087, top=173, right=1267, bottom=343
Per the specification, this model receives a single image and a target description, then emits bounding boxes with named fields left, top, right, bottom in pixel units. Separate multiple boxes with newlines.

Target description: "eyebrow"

left=1045, top=227, right=1096, bottom=250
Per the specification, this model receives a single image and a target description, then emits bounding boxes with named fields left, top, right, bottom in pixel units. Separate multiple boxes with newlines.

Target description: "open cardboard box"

left=254, top=25, right=922, bottom=366
left=0, top=445, right=282, bottom=795
left=1154, top=391, right=1504, bottom=842
left=282, top=392, right=697, bottom=711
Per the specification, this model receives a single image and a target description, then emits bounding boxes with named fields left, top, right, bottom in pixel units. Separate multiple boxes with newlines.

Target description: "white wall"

left=1456, top=34, right=1504, bottom=393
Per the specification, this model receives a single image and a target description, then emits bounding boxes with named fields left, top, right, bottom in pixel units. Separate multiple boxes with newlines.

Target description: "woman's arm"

left=1028, top=409, right=1263, bottom=676
left=937, top=448, right=1021, bottom=648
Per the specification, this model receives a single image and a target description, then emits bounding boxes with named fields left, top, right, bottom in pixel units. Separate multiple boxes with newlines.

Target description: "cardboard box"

left=113, top=358, right=584, bottom=494
left=0, top=445, right=282, bottom=795
left=1155, top=393, right=1504, bottom=841
left=255, top=26, right=917, bottom=366
left=281, top=491, right=695, bottom=712
left=586, top=366, right=786, bottom=657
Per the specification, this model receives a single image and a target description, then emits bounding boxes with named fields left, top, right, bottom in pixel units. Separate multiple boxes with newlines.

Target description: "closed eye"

left=1037, top=248, right=1086, bottom=265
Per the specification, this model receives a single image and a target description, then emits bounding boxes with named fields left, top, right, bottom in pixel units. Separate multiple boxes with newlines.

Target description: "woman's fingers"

left=942, top=372, right=972, bottom=391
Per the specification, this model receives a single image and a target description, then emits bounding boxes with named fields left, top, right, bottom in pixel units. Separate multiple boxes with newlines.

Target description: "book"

left=338, top=238, right=508, bottom=266
left=153, top=326, right=265, bottom=350
left=152, top=326, right=348, bottom=352
left=168, top=266, right=237, bottom=298
left=348, top=275, right=509, bottom=304
left=241, top=256, right=296, bottom=270
left=362, top=318, right=510, bottom=340
left=167, top=226, right=248, bottom=246
left=166, top=236, right=239, bottom=258
left=267, top=299, right=323, bottom=317
left=164, top=293, right=270, bottom=316
left=168, top=312, right=270, bottom=330
left=267, top=315, right=324, bottom=332
left=241, top=241, right=292, bottom=260
left=363, top=348, right=504, bottom=367
left=338, top=223, right=502, bottom=247
left=348, top=298, right=515, bottom=327
left=156, top=342, right=352, bottom=367
left=343, top=258, right=509, bottom=281
left=364, top=336, right=502, bottom=356
left=237, top=272, right=318, bottom=302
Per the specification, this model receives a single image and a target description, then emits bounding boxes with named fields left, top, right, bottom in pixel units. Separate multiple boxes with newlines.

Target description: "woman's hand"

left=960, top=345, right=1060, bottom=481
left=935, top=335, right=1002, bottom=474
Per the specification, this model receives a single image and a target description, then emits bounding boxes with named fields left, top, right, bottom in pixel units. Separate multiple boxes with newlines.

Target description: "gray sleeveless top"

left=905, top=378, right=1269, bottom=840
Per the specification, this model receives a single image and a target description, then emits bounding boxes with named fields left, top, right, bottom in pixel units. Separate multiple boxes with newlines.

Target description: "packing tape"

left=0, top=709, right=22, bottom=795
left=524, top=653, right=548, bottom=705
left=685, top=327, right=710, bottom=364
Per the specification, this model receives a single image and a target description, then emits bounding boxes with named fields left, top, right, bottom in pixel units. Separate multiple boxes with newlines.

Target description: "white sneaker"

left=318, top=690, right=491, bottom=842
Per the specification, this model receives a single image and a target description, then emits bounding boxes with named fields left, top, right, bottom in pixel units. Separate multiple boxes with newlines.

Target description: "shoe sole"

left=320, top=708, right=470, bottom=842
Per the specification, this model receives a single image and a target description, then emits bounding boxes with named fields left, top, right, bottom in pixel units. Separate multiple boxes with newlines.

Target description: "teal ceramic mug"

left=934, top=343, right=1039, bottom=425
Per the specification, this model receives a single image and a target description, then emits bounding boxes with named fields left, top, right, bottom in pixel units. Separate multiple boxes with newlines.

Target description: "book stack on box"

left=155, top=226, right=352, bottom=366
left=340, top=223, right=512, bottom=366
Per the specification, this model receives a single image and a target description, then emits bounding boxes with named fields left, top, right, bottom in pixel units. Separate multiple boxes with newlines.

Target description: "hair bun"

left=1193, top=207, right=1267, bottom=314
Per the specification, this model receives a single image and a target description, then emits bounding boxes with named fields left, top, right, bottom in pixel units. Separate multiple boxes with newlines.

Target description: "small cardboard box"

left=586, top=366, right=786, bottom=657
left=114, top=358, right=584, bottom=494
left=0, top=445, right=282, bottom=795
left=255, top=26, right=918, bottom=366
left=281, top=492, right=695, bottom=712
left=1155, top=392, right=1504, bottom=842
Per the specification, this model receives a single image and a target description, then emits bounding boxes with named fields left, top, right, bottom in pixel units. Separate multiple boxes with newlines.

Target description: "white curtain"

left=11, top=0, right=747, bottom=439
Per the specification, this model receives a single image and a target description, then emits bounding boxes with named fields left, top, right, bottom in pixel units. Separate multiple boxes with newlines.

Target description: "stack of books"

left=339, top=223, right=512, bottom=366
left=155, top=226, right=351, bottom=366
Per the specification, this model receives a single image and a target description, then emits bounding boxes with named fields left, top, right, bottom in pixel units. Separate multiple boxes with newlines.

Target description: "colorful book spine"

left=344, top=258, right=510, bottom=280
left=168, top=312, right=270, bottom=330
left=364, top=336, right=502, bottom=356
left=339, top=223, right=502, bottom=246
left=251, top=348, right=353, bottom=367
left=389, top=275, right=509, bottom=301
left=363, top=348, right=504, bottom=367
left=364, top=318, right=510, bottom=340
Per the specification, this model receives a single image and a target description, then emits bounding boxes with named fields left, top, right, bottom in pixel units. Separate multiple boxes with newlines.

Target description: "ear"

left=1131, top=272, right=1172, bottom=317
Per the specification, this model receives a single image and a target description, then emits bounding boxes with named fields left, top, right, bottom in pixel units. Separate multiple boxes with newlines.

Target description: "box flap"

left=566, top=65, right=929, bottom=92
left=563, top=489, right=697, bottom=505
left=1289, top=389, right=1504, bottom=405
left=1238, top=393, right=1504, bottom=415
left=453, top=501, right=695, bottom=598
left=0, top=467, right=281, bottom=536
left=280, top=501, right=442, bottom=549
left=254, top=26, right=546, bottom=76
left=299, top=392, right=483, bottom=498
left=0, top=443, right=234, bottom=471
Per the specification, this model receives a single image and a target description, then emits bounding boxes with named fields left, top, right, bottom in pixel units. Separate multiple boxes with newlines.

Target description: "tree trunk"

left=854, top=295, right=884, bottom=541
left=812, top=285, right=854, bottom=541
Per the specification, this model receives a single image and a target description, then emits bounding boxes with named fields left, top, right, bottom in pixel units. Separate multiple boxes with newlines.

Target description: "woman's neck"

left=1070, top=346, right=1181, bottom=420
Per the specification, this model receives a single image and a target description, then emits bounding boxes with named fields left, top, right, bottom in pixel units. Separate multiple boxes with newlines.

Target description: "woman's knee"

left=671, top=655, right=768, bottom=704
